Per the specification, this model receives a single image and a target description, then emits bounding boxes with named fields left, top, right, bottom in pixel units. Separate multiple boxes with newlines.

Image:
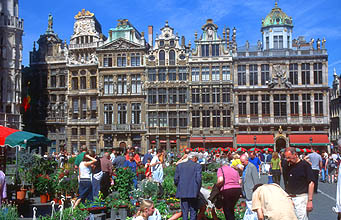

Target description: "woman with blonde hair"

left=133, top=200, right=155, bottom=220
left=270, top=151, right=282, bottom=185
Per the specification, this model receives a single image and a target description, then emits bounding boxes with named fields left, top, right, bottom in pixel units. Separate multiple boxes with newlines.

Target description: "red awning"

left=289, top=134, right=329, bottom=146
left=236, top=135, right=274, bottom=147
left=190, top=137, right=233, bottom=143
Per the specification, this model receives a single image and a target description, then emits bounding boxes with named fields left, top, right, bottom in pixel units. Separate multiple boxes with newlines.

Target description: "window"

left=169, top=88, right=177, bottom=104
left=158, top=88, right=167, bottom=104
left=159, top=50, right=165, bottom=65
left=201, top=45, right=209, bottom=57
left=261, top=64, right=270, bottom=85
left=289, top=64, right=298, bottom=85
left=159, top=112, right=167, bottom=127
left=274, top=35, right=283, bottom=49
left=274, top=94, right=287, bottom=116
left=202, top=110, right=210, bottom=128
left=222, top=66, right=230, bottom=81
left=290, top=94, right=299, bottom=116
left=302, top=94, right=311, bottom=115
left=118, top=103, right=127, bottom=124
left=314, top=93, right=323, bottom=116
left=179, top=88, right=187, bottom=104
left=287, top=36, right=291, bottom=48
left=212, top=110, right=220, bottom=127
left=212, top=88, right=220, bottom=104
left=50, top=94, right=56, bottom=103
left=192, top=88, right=200, bottom=104
left=60, top=95, right=65, bottom=102
left=301, top=63, right=310, bottom=85
left=73, top=98, right=79, bottom=119
left=202, top=67, right=209, bottom=81
left=59, top=75, right=65, bottom=87
left=179, top=112, right=188, bottom=127
left=104, top=104, right=114, bottom=124
left=104, top=76, right=113, bottom=94
left=314, top=63, right=323, bottom=84
left=80, top=128, right=86, bottom=135
left=159, top=40, right=164, bottom=47
left=262, top=94, right=270, bottom=116
left=132, top=103, right=141, bottom=124
left=249, top=64, right=258, bottom=86
left=72, top=78, right=78, bottom=90
left=168, top=68, right=176, bottom=81
left=131, top=53, right=140, bottom=66
left=202, top=88, right=210, bottom=103
left=90, top=97, right=97, bottom=118
left=131, top=74, right=141, bottom=94
left=191, top=67, right=200, bottom=81
left=222, top=110, right=231, bottom=127
left=80, top=97, right=87, bottom=119
left=117, top=75, right=127, bottom=94
left=117, top=54, right=126, bottom=67
left=222, top=88, right=230, bottom=103
left=148, top=69, right=156, bottom=81
left=250, top=95, right=258, bottom=116
left=90, top=76, right=97, bottom=89
left=179, top=67, right=187, bottom=80
left=103, top=54, right=112, bottom=67
left=158, top=68, right=166, bottom=81
left=212, top=66, right=220, bottom=81
left=148, top=112, right=157, bottom=128
left=148, top=89, right=157, bottom=104
left=192, top=110, right=200, bottom=128
left=169, top=50, right=175, bottom=65
left=50, top=76, right=56, bottom=87
left=170, top=40, right=175, bottom=47
left=238, top=65, right=246, bottom=85
left=80, top=76, right=86, bottom=89
left=212, top=44, right=219, bottom=56
left=169, top=112, right=177, bottom=128
left=266, top=37, right=269, bottom=50
left=238, top=95, right=247, bottom=116
left=72, top=128, right=77, bottom=135
left=90, top=128, right=96, bottom=135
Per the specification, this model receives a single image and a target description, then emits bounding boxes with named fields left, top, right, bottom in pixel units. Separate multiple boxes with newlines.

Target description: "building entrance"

left=275, top=138, right=286, bottom=152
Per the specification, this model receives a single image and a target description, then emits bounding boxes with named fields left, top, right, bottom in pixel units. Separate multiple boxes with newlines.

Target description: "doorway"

left=275, top=138, right=287, bottom=152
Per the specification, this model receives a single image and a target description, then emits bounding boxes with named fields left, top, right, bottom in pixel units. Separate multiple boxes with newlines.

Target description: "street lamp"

left=254, top=136, right=257, bottom=148
left=310, top=137, right=313, bottom=150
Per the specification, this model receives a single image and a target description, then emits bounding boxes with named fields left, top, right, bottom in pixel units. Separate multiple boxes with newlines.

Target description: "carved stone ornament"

left=102, top=39, right=142, bottom=50
left=267, top=65, right=292, bottom=89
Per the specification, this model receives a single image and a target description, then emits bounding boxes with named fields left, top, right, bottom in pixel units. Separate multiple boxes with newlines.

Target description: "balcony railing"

left=0, top=15, right=23, bottom=30
left=0, top=113, right=20, bottom=129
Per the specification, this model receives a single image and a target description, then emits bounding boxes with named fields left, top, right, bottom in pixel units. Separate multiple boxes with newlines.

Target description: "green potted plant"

left=113, top=168, right=135, bottom=200
left=35, top=174, right=51, bottom=203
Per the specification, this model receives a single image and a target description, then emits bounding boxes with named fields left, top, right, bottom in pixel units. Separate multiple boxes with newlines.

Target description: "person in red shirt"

left=145, top=158, right=152, bottom=179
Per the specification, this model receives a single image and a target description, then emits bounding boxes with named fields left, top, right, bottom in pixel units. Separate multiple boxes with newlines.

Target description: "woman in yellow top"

left=270, top=152, right=282, bottom=185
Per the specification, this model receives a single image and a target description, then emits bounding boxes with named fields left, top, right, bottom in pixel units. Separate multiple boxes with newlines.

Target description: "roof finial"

left=334, top=68, right=337, bottom=76
left=275, top=0, right=278, bottom=8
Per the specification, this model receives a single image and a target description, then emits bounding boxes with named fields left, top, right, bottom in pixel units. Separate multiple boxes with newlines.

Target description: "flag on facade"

left=22, top=81, right=31, bottom=112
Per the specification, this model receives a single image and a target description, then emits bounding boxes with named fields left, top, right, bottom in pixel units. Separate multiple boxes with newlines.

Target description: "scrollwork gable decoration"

left=267, top=64, right=292, bottom=89
left=201, top=19, right=219, bottom=41
left=99, top=38, right=144, bottom=51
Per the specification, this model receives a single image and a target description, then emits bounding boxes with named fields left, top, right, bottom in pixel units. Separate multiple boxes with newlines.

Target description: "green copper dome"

left=262, top=2, right=293, bottom=28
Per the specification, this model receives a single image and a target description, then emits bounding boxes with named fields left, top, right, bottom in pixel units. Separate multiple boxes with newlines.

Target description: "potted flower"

left=35, top=174, right=51, bottom=203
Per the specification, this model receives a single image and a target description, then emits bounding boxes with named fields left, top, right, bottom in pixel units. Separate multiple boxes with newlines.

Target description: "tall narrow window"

left=261, top=64, right=269, bottom=85
left=192, top=88, right=200, bottom=104
left=250, top=95, right=258, bottom=116
left=314, top=93, right=323, bottom=116
left=212, top=88, right=220, bottom=104
left=90, top=97, right=97, bottom=119
left=104, top=76, right=113, bottom=94
left=179, top=67, right=187, bottom=81
left=81, top=97, right=87, bottom=119
left=168, top=68, right=176, bottom=81
left=212, top=66, right=220, bottom=81
left=179, top=88, right=187, bottom=104
left=302, top=94, right=311, bottom=116
left=148, top=69, right=156, bottom=81
left=202, top=67, right=209, bottom=81
left=50, top=76, right=56, bottom=88
left=202, top=88, right=210, bottom=103
left=73, top=98, right=79, bottom=119
left=238, top=65, right=246, bottom=85
left=159, top=50, right=165, bottom=65
left=191, top=67, right=200, bottom=81
left=72, top=78, right=78, bottom=90
left=169, top=50, right=175, bottom=65
left=159, top=112, right=167, bottom=127
left=158, top=88, right=167, bottom=104
left=301, top=63, right=310, bottom=85
left=103, top=54, right=112, bottom=67
left=179, top=112, right=188, bottom=127
left=104, top=104, right=114, bottom=124
left=148, top=112, right=157, bottom=128
left=202, top=110, right=210, bottom=128
left=274, top=94, right=287, bottom=116
left=212, top=110, right=220, bottom=127
left=90, top=76, right=97, bottom=89
left=238, top=95, right=247, bottom=116
left=169, top=88, right=177, bottom=104
left=117, top=75, right=127, bottom=94
left=192, top=110, right=200, bottom=128
left=169, top=112, right=177, bottom=128
left=130, top=53, right=140, bottom=66
left=314, top=63, right=323, bottom=84
left=266, top=37, right=269, bottom=50
left=274, top=36, right=283, bottom=49
left=249, top=64, right=258, bottom=86
left=222, top=110, right=231, bottom=127
left=289, top=64, right=298, bottom=85
left=148, top=89, right=157, bottom=104
left=290, top=94, right=299, bottom=116
left=287, top=36, right=290, bottom=48
left=222, top=66, right=230, bottom=81
left=117, top=54, right=126, bottom=67
left=132, top=103, right=141, bottom=124
left=59, top=75, right=65, bottom=87
left=262, top=94, right=270, bottom=116
left=158, top=68, right=166, bottom=81
left=131, top=74, right=141, bottom=94
left=118, top=103, right=127, bottom=124
left=212, top=44, right=219, bottom=56
left=222, top=88, right=230, bottom=103
left=80, top=76, right=86, bottom=89
left=201, top=45, right=209, bottom=57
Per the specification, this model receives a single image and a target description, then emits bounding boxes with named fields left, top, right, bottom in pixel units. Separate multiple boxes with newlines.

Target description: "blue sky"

left=20, top=0, right=341, bottom=86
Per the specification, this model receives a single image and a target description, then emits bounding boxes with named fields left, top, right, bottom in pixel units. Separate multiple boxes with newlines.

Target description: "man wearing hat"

left=174, top=152, right=202, bottom=220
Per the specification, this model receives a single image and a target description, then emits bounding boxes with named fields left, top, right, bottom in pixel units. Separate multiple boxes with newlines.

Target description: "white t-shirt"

left=151, top=156, right=160, bottom=172
left=79, top=162, right=91, bottom=179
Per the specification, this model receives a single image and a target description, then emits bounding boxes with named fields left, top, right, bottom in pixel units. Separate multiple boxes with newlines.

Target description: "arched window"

left=169, top=50, right=175, bottom=65
left=159, top=50, right=165, bottom=65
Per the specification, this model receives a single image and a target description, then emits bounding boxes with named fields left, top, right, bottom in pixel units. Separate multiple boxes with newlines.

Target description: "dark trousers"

left=221, top=188, right=242, bottom=220
left=312, top=169, right=319, bottom=192
left=272, top=169, right=281, bottom=185
left=180, top=198, right=198, bottom=220
left=100, top=172, right=111, bottom=198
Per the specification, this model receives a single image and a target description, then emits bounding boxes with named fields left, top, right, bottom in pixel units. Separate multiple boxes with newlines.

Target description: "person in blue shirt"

left=249, top=152, right=262, bottom=173
left=124, top=153, right=137, bottom=188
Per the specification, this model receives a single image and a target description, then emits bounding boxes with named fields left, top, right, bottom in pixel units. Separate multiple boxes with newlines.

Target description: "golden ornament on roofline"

left=74, top=9, right=94, bottom=19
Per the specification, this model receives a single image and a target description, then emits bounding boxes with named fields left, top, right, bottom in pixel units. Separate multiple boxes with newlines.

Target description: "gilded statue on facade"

left=47, top=14, right=53, bottom=32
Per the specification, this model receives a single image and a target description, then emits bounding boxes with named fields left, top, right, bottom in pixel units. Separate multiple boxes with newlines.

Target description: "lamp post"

left=310, top=137, right=313, bottom=150
left=254, top=136, right=257, bottom=148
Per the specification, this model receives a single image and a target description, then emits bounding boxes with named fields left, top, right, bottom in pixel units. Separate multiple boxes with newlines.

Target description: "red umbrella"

left=262, top=148, right=274, bottom=152
left=236, top=147, right=247, bottom=152
left=249, top=147, right=261, bottom=152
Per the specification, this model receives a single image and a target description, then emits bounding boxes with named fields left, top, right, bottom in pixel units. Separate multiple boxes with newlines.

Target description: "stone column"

left=311, top=92, right=315, bottom=117
left=298, top=63, right=302, bottom=85
left=246, top=94, right=250, bottom=117
left=234, top=64, right=238, bottom=86
left=270, top=94, right=274, bottom=123
left=299, top=94, right=303, bottom=123
left=287, top=94, right=291, bottom=122
left=323, top=62, right=328, bottom=86
left=246, top=64, right=250, bottom=86
left=310, top=62, right=314, bottom=85
left=257, top=64, right=261, bottom=86
left=166, top=136, right=170, bottom=151
left=258, top=93, right=262, bottom=117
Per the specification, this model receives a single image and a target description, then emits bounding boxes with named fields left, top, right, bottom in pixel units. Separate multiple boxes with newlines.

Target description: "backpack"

left=329, top=158, right=336, bottom=168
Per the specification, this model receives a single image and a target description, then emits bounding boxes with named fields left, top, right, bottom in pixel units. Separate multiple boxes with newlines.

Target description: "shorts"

left=329, top=167, right=336, bottom=175
left=78, top=179, right=93, bottom=201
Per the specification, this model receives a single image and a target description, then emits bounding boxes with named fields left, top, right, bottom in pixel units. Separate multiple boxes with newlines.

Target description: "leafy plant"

left=163, top=166, right=176, bottom=177
left=162, top=176, right=176, bottom=198
left=206, top=163, right=220, bottom=172
left=38, top=207, right=90, bottom=220
left=202, top=172, right=217, bottom=187
left=17, top=152, right=39, bottom=188
left=113, top=168, right=135, bottom=200
left=0, top=202, right=19, bottom=219
left=35, top=174, right=52, bottom=195
left=140, top=179, right=159, bottom=199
